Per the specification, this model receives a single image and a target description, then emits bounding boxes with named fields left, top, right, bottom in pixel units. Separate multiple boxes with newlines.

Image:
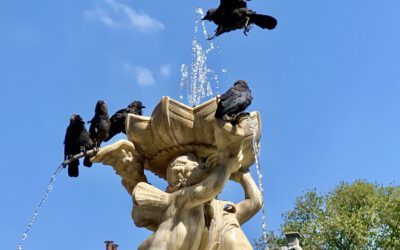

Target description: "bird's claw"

left=233, top=112, right=251, bottom=125
left=243, top=26, right=251, bottom=36
left=207, top=35, right=215, bottom=40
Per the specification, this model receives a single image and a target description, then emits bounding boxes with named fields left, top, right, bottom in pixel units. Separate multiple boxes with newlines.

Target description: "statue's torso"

left=148, top=201, right=205, bottom=250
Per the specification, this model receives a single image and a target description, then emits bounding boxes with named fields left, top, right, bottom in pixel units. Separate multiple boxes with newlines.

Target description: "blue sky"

left=1, top=0, right=400, bottom=249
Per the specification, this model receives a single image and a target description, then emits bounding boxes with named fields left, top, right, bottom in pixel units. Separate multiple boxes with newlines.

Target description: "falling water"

left=180, top=8, right=221, bottom=107
left=17, top=164, right=64, bottom=250
left=248, top=117, right=268, bottom=243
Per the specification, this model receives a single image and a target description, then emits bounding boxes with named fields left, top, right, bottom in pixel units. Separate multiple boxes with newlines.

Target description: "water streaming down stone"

left=248, top=117, right=268, bottom=243
left=17, top=164, right=64, bottom=250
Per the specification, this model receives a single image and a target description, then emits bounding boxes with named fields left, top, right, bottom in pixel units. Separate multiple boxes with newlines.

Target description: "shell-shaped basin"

left=126, top=96, right=261, bottom=179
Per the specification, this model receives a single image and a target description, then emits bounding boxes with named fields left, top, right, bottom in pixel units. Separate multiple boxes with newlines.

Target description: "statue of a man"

left=91, top=140, right=262, bottom=250
left=133, top=152, right=242, bottom=250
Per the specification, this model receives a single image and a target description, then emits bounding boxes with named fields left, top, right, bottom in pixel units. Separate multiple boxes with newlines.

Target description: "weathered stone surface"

left=92, top=97, right=263, bottom=250
left=126, top=96, right=261, bottom=179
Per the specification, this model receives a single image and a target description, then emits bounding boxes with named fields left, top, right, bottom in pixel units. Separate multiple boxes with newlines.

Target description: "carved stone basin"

left=125, top=96, right=261, bottom=179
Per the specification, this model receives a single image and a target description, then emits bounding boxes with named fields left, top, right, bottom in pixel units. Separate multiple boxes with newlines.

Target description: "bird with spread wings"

left=203, top=0, right=277, bottom=39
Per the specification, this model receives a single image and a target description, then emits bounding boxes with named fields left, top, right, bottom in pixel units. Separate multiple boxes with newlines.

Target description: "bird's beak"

left=141, top=105, right=146, bottom=109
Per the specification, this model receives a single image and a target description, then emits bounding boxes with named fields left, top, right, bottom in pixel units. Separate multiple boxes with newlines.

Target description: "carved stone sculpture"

left=91, top=96, right=262, bottom=249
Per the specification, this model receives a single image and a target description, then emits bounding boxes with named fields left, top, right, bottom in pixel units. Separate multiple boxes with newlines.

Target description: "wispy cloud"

left=84, top=7, right=120, bottom=28
left=124, top=63, right=155, bottom=86
left=160, top=64, right=172, bottom=77
left=84, top=0, right=164, bottom=33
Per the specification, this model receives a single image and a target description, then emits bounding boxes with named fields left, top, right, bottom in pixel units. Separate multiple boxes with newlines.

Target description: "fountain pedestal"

left=92, top=96, right=262, bottom=250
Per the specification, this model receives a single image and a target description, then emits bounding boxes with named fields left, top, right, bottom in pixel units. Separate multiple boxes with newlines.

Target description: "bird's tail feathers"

left=83, top=156, right=93, bottom=168
left=68, top=161, right=79, bottom=177
left=251, top=14, right=277, bottom=30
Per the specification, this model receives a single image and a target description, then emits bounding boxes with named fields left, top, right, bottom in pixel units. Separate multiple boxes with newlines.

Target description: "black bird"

left=85, top=100, right=111, bottom=167
left=202, top=0, right=277, bottom=39
left=105, top=100, right=145, bottom=142
left=64, top=114, right=94, bottom=177
left=215, top=80, right=253, bottom=123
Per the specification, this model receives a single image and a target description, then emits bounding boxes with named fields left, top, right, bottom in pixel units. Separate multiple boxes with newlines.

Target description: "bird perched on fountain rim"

left=64, top=114, right=94, bottom=177
left=215, top=80, right=253, bottom=124
left=202, top=0, right=277, bottom=39
left=105, top=100, right=146, bottom=142
left=84, top=100, right=111, bottom=167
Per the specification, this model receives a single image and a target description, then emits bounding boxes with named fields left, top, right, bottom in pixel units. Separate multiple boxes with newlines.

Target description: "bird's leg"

left=244, top=17, right=251, bottom=36
left=208, top=27, right=224, bottom=40
left=228, top=114, right=237, bottom=122
left=235, top=112, right=251, bottom=124
left=207, top=34, right=215, bottom=40
left=81, top=146, right=88, bottom=156
left=207, top=29, right=218, bottom=40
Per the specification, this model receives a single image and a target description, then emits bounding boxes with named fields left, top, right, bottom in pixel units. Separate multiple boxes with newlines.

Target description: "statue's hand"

left=204, top=152, right=219, bottom=169
left=91, top=140, right=135, bottom=171
left=227, top=150, right=243, bottom=173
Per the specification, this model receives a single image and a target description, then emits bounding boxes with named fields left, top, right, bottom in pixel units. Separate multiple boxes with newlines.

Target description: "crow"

left=85, top=100, right=111, bottom=167
left=215, top=80, right=253, bottom=123
left=105, top=100, right=146, bottom=142
left=202, top=0, right=277, bottom=39
left=64, top=114, right=94, bottom=177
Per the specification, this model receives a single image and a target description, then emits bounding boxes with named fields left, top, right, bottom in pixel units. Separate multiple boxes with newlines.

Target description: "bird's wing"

left=64, top=142, right=70, bottom=160
left=105, top=109, right=127, bottom=141
left=89, top=120, right=96, bottom=137
left=217, top=89, right=249, bottom=116
left=78, top=128, right=93, bottom=149
left=64, top=127, right=73, bottom=159
left=220, top=0, right=247, bottom=8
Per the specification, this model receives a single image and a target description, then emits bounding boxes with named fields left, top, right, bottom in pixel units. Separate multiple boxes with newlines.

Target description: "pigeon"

left=202, top=0, right=277, bottom=39
left=85, top=100, right=111, bottom=167
left=105, top=100, right=145, bottom=142
left=64, top=114, right=94, bottom=177
left=215, top=80, right=253, bottom=123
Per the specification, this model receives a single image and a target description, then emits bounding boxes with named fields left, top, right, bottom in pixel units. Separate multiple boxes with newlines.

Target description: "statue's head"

left=166, top=153, right=208, bottom=193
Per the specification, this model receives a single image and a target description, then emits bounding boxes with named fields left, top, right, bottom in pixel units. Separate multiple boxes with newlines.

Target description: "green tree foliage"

left=258, top=181, right=400, bottom=250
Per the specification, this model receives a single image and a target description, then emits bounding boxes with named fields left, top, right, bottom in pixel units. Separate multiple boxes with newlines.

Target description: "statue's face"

left=166, top=154, right=207, bottom=190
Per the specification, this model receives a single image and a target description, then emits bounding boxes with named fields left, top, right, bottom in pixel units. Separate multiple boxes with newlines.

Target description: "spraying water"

left=180, top=8, right=221, bottom=106
left=180, top=7, right=267, bottom=242
left=17, top=164, right=64, bottom=250
left=248, top=117, right=267, bottom=243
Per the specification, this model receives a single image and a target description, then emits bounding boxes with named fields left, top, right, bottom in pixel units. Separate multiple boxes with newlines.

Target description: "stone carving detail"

left=91, top=97, right=262, bottom=249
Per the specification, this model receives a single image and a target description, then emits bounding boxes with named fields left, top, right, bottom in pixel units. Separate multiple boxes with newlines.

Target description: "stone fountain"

left=91, top=96, right=262, bottom=250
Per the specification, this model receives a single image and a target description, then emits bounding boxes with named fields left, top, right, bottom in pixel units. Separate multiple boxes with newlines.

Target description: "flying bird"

left=105, top=100, right=146, bottom=142
left=64, top=114, right=94, bottom=177
left=85, top=100, right=111, bottom=167
left=215, top=80, right=253, bottom=123
left=202, top=0, right=277, bottom=39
